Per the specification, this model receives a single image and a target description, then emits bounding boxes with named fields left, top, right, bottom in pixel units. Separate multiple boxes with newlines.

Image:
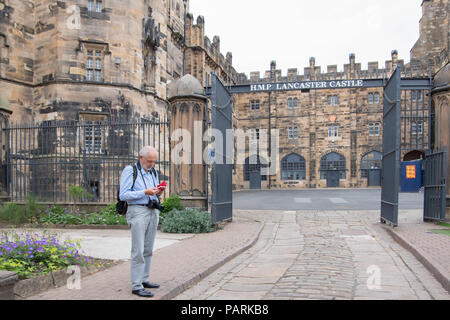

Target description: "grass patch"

left=437, top=222, right=450, bottom=228
left=429, top=229, right=450, bottom=236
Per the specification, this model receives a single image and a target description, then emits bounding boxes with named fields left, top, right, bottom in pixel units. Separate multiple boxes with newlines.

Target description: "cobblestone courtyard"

left=175, top=210, right=450, bottom=300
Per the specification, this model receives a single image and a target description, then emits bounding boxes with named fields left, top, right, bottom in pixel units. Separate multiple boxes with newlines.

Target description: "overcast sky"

left=188, top=0, right=423, bottom=76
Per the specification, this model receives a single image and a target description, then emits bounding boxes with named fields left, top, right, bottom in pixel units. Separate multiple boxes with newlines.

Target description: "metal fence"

left=3, top=118, right=170, bottom=203
left=424, top=147, right=447, bottom=221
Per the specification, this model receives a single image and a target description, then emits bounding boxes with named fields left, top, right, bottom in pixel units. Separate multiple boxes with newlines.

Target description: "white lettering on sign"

left=250, top=80, right=365, bottom=92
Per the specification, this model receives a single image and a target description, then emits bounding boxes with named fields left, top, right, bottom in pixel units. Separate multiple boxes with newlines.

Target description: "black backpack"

left=116, top=164, right=138, bottom=215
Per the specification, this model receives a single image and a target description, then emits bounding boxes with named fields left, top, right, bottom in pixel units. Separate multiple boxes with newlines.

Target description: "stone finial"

left=391, top=50, right=398, bottom=62
left=196, top=15, right=204, bottom=26
left=270, top=60, right=276, bottom=70
left=349, top=53, right=355, bottom=64
left=310, top=57, right=315, bottom=67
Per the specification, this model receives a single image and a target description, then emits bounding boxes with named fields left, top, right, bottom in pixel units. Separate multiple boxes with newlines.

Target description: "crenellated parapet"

left=238, top=51, right=432, bottom=85
left=185, top=13, right=239, bottom=86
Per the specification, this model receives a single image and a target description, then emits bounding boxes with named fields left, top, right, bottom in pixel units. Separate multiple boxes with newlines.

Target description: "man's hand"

left=144, top=188, right=159, bottom=196
left=156, top=188, right=164, bottom=196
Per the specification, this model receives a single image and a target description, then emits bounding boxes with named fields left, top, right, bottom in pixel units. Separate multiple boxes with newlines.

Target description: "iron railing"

left=2, top=118, right=170, bottom=203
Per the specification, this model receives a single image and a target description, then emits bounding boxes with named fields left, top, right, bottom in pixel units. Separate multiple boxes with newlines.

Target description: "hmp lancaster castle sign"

left=250, top=79, right=365, bottom=92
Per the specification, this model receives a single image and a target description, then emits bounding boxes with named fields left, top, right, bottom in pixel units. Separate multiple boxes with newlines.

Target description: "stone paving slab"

left=24, top=219, right=263, bottom=300
left=384, top=222, right=450, bottom=293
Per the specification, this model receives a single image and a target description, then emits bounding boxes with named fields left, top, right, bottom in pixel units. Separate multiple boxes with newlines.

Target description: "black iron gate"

left=210, top=72, right=233, bottom=224
left=424, top=148, right=447, bottom=221
left=381, top=67, right=401, bottom=227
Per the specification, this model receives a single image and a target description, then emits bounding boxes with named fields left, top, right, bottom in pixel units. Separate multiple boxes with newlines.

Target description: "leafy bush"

left=160, top=208, right=220, bottom=234
left=39, top=204, right=127, bottom=226
left=0, top=231, right=92, bottom=279
left=161, top=194, right=183, bottom=214
left=0, top=197, right=44, bottom=225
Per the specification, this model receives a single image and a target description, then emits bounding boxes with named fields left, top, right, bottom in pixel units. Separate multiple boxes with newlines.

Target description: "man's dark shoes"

left=142, top=281, right=160, bottom=289
left=132, top=289, right=154, bottom=298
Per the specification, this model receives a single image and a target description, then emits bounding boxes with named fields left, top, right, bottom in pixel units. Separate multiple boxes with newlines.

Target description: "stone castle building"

left=0, top=0, right=237, bottom=123
left=0, top=0, right=448, bottom=197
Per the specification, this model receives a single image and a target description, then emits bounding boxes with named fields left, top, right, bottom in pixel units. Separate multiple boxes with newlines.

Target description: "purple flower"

left=37, top=247, right=45, bottom=253
left=29, top=254, right=34, bottom=258
left=0, top=252, right=3, bottom=256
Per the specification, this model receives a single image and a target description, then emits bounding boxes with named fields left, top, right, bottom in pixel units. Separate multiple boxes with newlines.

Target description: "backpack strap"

left=131, top=163, right=138, bottom=190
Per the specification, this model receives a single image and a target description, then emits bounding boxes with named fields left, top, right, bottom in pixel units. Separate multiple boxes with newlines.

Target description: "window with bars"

left=328, top=95, right=338, bottom=106
left=288, top=98, right=298, bottom=109
left=368, top=93, right=380, bottom=104
left=244, top=156, right=268, bottom=181
left=361, top=151, right=382, bottom=178
left=411, top=121, right=423, bottom=135
left=369, top=122, right=380, bottom=136
left=86, top=49, right=103, bottom=82
left=250, top=100, right=260, bottom=111
left=84, top=121, right=102, bottom=153
left=281, top=153, right=306, bottom=180
left=320, top=152, right=346, bottom=179
left=328, top=126, right=339, bottom=138
left=80, top=113, right=106, bottom=154
left=288, top=127, right=299, bottom=139
left=88, top=0, right=102, bottom=12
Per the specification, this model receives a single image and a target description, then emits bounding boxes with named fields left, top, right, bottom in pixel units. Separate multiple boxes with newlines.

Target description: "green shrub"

left=0, top=197, right=44, bottom=225
left=160, top=208, right=220, bottom=234
left=161, top=194, right=184, bottom=214
left=40, top=204, right=127, bottom=226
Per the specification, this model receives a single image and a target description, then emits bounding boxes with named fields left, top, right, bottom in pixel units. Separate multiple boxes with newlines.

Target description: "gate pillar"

left=168, top=74, right=208, bottom=209
left=431, top=65, right=450, bottom=219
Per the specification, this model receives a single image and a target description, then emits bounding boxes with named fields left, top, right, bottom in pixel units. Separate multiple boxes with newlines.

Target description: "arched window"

left=320, top=152, right=346, bottom=179
left=361, top=151, right=382, bottom=178
left=281, top=153, right=306, bottom=180
left=244, top=156, right=268, bottom=181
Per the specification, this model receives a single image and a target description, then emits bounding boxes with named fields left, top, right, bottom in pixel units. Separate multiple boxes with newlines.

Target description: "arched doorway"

left=361, top=151, right=382, bottom=186
left=244, top=155, right=268, bottom=190
left=403, top=150, right=425, bottom=161
left=320, top=152, right=346, bottom=188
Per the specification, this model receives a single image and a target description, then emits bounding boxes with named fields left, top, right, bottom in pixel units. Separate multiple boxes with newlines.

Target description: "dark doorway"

left=368, top=169, right=381, bottom=187
left=326, top=170, right=340, bottom=187
left=249, top=170, right=262, bottom=190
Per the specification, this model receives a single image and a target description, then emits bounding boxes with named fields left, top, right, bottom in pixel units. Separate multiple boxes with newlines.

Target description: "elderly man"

left=119, top=146, right=164, bottom=298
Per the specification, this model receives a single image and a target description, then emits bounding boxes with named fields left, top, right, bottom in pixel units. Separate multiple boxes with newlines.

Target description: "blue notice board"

left=400, top=160, right=423, bottom=192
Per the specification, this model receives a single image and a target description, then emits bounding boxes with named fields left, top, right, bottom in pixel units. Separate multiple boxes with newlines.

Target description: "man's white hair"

left=139, top=146, right=157, bottom=158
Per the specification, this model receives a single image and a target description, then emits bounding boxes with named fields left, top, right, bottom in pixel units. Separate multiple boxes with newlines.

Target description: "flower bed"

left=0, top=231, right=103, bottom=280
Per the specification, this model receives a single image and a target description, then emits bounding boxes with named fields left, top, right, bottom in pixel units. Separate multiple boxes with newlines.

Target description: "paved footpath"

left=175, top=210, right=450, bottom=300
left=25, top=220, right=263, bottom=300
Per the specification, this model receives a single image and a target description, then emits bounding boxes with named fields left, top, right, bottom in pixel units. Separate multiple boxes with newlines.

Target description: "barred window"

left=369, top=122, right=380, bottom=136
left=411, top=121, right=423, bottom=135
left=250, top=100, right=260, bottom=111
left=281, top=153, right=306, bottom=181
left=288, top=127, right=298, bottom=139
left=361, top=151, right=382, bottom=178
left=244, top=156, right=268, bottom=181
left=368, top=93, right=373, bottom=104
left=86, top=48, right=103, bottom=82
left=328, top=95, right=338, bottom=106
left=88, top=0, right=102, bottom=12
left=328, top=126, right=338, bottom=138
left=320, top=152, right=346, bottom=179
left=374, top=93, right=380, bottom=103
